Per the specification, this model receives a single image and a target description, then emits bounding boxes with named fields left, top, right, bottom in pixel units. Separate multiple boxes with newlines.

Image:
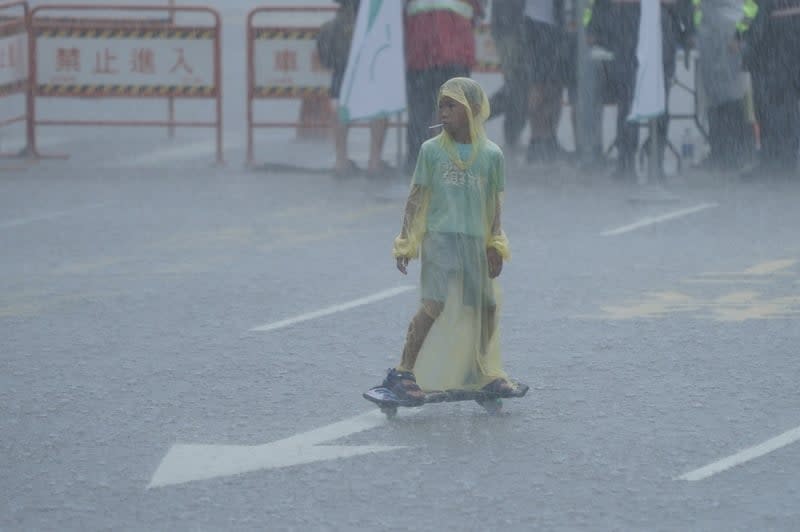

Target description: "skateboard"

left=363, top=380, right=529, bottom=418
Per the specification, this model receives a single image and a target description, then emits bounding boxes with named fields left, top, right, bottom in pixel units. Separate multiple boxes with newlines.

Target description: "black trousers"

left=489, top=82, right=529, bottom=148
left=609, top=61, right=670, bottom=176
left=707, top=99, right=751, bottom=170
left=752, top=70, right=799, bottom=174
left=405, top=65, right=470, bottom=173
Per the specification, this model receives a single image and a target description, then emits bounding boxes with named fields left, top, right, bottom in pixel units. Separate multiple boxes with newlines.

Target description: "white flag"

left=338, top=0, right=406, bottom=123
left=628, top=0, right=665, bottom=123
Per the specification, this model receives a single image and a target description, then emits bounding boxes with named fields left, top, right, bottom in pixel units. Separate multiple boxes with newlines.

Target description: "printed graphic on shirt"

left=440, top=160, right=483, bottom=188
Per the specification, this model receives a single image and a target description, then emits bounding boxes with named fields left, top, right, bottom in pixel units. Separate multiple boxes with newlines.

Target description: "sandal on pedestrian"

left=332, top=159, right=362, bottom=179
left=382, top=368, right=425, bottom=405
left=482, top=378, right=519, bottom=398
left=366, top=160, right=397, bottom=179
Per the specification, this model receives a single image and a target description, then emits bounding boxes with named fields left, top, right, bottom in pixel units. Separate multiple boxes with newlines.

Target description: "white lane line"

left=0, top=203, right=108, bottom=230
left=250, top=285, right=415, bottom=332
left=601, top=202, right=719, bottom=236
left=148, top=410, right=412, bottom=488
left=677, top=425, right=800, bottom=481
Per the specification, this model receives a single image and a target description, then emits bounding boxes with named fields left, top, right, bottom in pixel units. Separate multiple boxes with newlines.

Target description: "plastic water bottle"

left=681, top=128, right=695, bottom=163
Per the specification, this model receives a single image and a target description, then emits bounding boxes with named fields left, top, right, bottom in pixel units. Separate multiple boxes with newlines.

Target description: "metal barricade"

left=0, top=0, right=30, bottom=160
left=28, top=3, right=223, bottom=163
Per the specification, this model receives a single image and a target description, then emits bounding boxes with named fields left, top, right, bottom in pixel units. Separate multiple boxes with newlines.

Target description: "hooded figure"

left=695, top=0, right=750, bottom=169
left=387, top=77, right=514, bottom=395
left=696, top=0, right=744, bottom=107
left=738, top=0, right=800, bottom=176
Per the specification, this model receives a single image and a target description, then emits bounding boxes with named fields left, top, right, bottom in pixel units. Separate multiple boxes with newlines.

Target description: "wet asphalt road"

left=2, top=136, right=800, bottom=530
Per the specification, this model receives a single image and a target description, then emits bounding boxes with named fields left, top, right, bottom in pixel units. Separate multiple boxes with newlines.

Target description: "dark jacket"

left=741, top=0, right=800, bottom=85
left=587, top=0, right=693, bottom=77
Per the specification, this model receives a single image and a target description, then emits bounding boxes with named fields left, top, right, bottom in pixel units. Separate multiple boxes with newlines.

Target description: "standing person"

left=374, top=77, right=518, bottom=401
left=325, top=0, right=392, bottom=178
left=524, top=0, right=570, bottom=163
left=738, top=0, right=800, bottom=178
left=403, top=0, right=485, bottom=175
left=586, top=0, right=693, bottom=179
left=693, top=0, right=750, bottom=172
left=488, top=0, right=528, bottom=156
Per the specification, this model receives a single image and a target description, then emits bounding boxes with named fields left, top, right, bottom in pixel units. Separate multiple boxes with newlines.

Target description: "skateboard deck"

left=363, top=380, right=529, bottom=417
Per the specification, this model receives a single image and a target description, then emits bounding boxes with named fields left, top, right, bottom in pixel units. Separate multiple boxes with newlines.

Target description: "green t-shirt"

left=412, top=137, right=505, bottom=238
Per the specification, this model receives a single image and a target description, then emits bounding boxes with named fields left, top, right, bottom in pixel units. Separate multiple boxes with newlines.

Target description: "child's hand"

left=487, top=247, right=503, bottom=278
left=396, top=256, right=409, bottom=275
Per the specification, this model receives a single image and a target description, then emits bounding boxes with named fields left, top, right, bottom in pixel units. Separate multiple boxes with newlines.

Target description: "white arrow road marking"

left=677, top=424, right=800, bottom=481
left=148, top=410, right=411, bottom=488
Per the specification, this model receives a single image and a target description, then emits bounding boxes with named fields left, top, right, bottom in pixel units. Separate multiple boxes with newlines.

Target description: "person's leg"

left=543, top=82, right=564, bottom=153
left=367, top=116, right=389, bottom=173
left=398, top=300, right=443, bottom=372
left=771, top=95, right=799, bottom=175
left=490, top=35, right=515, bottom=120
left=652, top=75, right=673, bottom=178
left=480, top=301, right=514, bottom=395
left=489, top=83, right=509, bottom=119
left=615, top=64, right=638, bottom=178
left=715, top=100, right=747, bottom=170
left=750, top=69, right=769, bottom=171
left=333, top=110, right=351, bottom=172
left=589, top=63, right=607, bottom=162
left=759, top=91, right=786, bottom=174
left=707, top=103, right=723, bottom=168
left=329, top=64, right=356, bottom=176
left=528, top=83, right=549, bottom=144
left=792, top=95, right=800, bottom=175
left=503, top=37, right=530, bottom=151
left=480, top=304, right=497, bottom=356
left=528, top=82, right=563, bottom=161
left=656, top=111, right=669, bottom=179
left=780, top=93, right=800, bottom=174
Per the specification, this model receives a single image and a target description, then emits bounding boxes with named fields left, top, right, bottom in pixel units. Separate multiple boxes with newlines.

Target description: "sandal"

left=332, top=159, right=363, bottom=179
left=482, top=378, right=517, bottom=397
left=382, top=368, right=425, bottom=405
left=366, top=160, right=398, bottom=179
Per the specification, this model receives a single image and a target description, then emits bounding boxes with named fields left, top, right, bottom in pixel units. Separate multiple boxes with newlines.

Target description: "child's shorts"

left=420, top=232, right=496, bottom=309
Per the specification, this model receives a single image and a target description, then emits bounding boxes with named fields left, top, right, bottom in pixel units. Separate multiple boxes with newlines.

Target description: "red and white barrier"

left=0, top=1, right=30, bottom=159
left=28, top=3, right=223, bottom=163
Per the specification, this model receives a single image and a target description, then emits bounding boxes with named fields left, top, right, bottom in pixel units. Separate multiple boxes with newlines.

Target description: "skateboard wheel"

left=480, top=397, right=503, bottom=415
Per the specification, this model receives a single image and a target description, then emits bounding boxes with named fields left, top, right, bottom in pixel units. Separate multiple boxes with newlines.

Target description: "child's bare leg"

left=529, top=83, right=562, bottom=143
left=479, top=303, right=514, bottom=394
left=398, top=300, right=443, bottom=372
left=528, top=84, right=548, bottom=142
left=367, top=117, right=389, bottom=172
left=333, top=109, right=350, bottom=171
left=543, top=83, right=563, bottom=139
left=480, top=304, right=497, bottom=355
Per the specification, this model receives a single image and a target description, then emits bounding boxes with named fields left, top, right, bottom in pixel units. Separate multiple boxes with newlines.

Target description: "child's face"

left=438, top=96, right=470, bottom=142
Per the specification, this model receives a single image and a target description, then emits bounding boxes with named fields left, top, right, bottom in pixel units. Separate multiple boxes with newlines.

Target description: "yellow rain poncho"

left=392, top=77, right=511, bottom=392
